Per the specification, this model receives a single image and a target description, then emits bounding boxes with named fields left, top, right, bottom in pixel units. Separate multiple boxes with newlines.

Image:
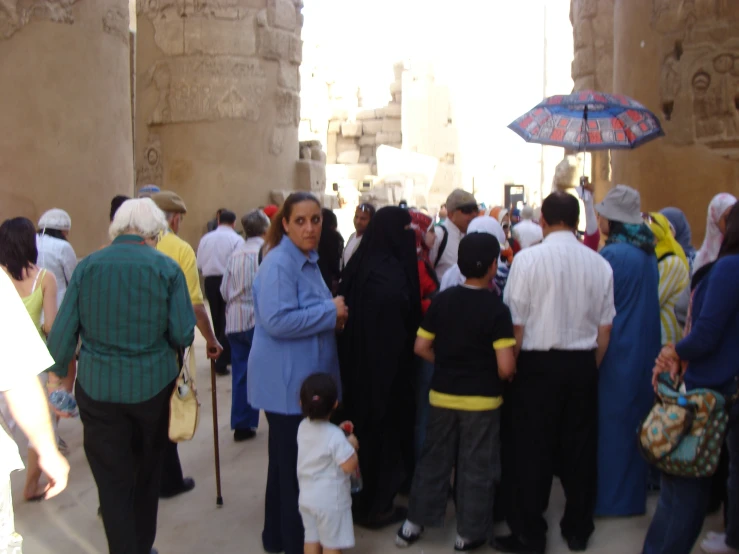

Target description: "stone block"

left=358, top=135, right=376, bottom=146
left=330, top=108, right=349, bottom=121
left=328, top=120, right=342, bottom=133
left=374, top=107, right=386, bottom=118
left=337, top=150, right=361, bottom=164
left=312, top=149, right=327, bottom=164
left=300, top=146, right=312, bottom=160
left=184, top=16, right=257, bottom=56
left=295, top=159, right=326, bottom=193
left=360, top=146, right=375, bottom=158
left=382, top=118, right=402, bottom=133
left=278, top=62, right=300, bottom=91
left=389, top=80, right=402, bottom=95
left=356, top=109, right=377, bottom=120
left=384, top=102, right=402, bottom=118
left=572, top=47, right=595, bottom=80
left=359, top=155, right=370, bottom=163
left=376, top=131, right=402, bottom=144
left=392, top=91, right=402, bottom=104
left=268, top=0, right=297, bottom=31
left=341, top=121, right=363, bottom=137
left=362, top=119, right=383, bottom=134
left=387, top=143, right=402, bottom=150
left=336, top=137, right=358, bottom=154
left=258, top=27, right=302, bottom=65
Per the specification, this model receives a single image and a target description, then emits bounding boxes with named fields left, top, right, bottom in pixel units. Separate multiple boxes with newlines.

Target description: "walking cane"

left=210, top=358, right=224, bottom=506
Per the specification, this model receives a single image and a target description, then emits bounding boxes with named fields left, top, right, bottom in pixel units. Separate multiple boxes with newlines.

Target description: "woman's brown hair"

left=264, top=192, right=322, bottom=253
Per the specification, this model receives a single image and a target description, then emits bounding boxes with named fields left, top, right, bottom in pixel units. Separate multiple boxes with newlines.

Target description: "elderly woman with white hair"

left=46, top=198, right=195, bottom=554
left=36, top=208, right=77, bottom=308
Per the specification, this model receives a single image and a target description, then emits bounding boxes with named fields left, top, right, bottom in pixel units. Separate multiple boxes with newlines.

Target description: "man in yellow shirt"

left=152, top=191, right=223, bottom=499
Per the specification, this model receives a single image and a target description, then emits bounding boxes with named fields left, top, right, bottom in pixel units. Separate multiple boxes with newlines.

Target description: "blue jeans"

left=227, top=330, right=260, bottom=431
left=643, top=399, right=739, bottom=554
left=414, top=358, right=435, bottom=462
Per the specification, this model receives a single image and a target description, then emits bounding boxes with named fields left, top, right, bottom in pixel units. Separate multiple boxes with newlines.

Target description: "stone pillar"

left=570, top=0, right=614, bottom=200
left=136, top=0, right=303, bottom=247
left=611, top=0, right=739, bottom=243
left=0, top=1, right=134, bottom=256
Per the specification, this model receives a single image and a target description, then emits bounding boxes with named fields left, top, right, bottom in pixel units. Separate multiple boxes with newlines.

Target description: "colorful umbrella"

left=508, top=90, right=664, bottom=151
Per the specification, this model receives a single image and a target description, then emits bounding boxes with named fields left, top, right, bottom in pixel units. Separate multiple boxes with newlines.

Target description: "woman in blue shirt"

left=248, top=192, right=348, bottom=554
left=644, top=204, right=739, bottom=554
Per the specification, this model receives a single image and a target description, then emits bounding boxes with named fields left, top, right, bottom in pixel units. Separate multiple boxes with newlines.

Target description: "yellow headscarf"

left=648, top=212, right=689, bottom=271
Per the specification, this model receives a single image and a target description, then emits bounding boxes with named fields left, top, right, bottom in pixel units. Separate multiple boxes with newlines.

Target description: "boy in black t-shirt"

left=395, top=232, right=516, bottom=552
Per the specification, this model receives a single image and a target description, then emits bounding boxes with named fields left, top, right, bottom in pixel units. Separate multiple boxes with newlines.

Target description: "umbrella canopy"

left=508, top=90, right=664, bottom=151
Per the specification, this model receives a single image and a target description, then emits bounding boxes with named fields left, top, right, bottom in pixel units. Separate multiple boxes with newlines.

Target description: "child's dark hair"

left=300, top=373, right=338, bottom=420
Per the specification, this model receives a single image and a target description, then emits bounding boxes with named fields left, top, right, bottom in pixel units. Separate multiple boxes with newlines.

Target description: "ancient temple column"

left=611, top=0, right=739, bottom=243
left=136, top=0, right=304, bottom=246
left=0, top=1, right=134, bottom=256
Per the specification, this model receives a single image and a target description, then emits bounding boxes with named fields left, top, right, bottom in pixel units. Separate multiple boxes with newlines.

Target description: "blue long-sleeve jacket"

left=247, top=235, right=340, bottom=415
left=677, top=255, right=739, bottom=390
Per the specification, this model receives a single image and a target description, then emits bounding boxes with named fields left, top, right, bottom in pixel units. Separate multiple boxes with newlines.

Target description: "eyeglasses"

left=458, top=205, right=478, bottom=215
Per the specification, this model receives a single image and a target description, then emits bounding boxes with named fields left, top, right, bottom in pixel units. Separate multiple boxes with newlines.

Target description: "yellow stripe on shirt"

left=493, top=338, right=516, bottom=350
left=417, top=327, right=435, bottom=340
left=429, top=390, right=503, bottom=411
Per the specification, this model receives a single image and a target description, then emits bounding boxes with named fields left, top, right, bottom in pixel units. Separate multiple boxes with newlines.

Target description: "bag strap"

left=433, top=224, right=449, bottom=269
left=179, top=346, right=196, bottom=386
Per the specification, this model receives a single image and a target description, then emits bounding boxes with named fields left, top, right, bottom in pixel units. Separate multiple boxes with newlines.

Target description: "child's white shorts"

left=299, top=504, right=355, bottom=549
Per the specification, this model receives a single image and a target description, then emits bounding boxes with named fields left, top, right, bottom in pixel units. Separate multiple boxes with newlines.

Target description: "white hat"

left=38, top=208, right=72, bottom=231
left=595, top=185, right=643, bottom=225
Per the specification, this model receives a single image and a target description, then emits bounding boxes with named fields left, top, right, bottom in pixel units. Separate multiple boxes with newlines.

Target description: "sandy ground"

left=11, top=336, right=720, bottom=554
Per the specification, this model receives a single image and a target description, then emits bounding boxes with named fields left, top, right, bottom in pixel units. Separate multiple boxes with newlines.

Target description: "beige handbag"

left=169, top=347, right=200, bottom=442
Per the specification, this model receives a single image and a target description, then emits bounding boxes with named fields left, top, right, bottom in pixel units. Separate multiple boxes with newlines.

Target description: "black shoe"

left=160, top=477, right=196, bottom=499
left=564, top=535, right=588, bottom=552
left=395, top=523, right=423, bottom=548
left=234, top=428, right=257, bottom=442
left=492, top=534, right=545, bottom=554
left=215, top=367, right=230, bottom=376
left=454, top=537, right=486, bottom=551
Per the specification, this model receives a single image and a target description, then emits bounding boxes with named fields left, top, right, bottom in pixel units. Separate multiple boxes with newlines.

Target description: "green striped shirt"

left=47, top=235, right=196, bottom=403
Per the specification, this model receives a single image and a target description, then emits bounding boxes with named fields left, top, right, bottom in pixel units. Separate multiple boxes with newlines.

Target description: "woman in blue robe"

left=594, top=186, right=662, bottom=516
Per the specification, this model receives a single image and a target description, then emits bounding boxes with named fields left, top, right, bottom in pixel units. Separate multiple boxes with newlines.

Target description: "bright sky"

left=303, top=0, right=575, bottom=203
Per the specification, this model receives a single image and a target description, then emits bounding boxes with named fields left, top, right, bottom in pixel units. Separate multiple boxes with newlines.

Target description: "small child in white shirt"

left=298, top=373, right=359, bottom=554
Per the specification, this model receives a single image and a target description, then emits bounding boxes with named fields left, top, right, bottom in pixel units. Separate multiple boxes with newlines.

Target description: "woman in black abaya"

left=338, top=206, right=421, bottom=529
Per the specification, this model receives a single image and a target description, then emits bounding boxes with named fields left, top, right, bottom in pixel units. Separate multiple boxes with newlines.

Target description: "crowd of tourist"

left=0, top=180, right=738, bottom=554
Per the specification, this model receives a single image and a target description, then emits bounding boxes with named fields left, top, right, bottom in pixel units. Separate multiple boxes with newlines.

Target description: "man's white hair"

left=109, top=198, right=168, bottom=241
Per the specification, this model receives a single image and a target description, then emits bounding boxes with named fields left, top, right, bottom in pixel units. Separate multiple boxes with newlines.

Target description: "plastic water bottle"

left=49, top=389, right=79, bottom=417
left=339, top=421, right=363, bottom=494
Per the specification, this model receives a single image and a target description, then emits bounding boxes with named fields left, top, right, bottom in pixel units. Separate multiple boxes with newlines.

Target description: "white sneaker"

left=701, top=533, right=739, bottom=554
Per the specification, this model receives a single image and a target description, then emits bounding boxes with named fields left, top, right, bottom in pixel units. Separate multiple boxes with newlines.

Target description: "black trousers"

left=77, top=381, right=171, bottom=554
left=507, top=350, right=598, bottom=549
left=409, top=407, right=500, bottom=540
left=263, top=412, right=304, bottom=554
left=204, top=275, right=231, bottom=371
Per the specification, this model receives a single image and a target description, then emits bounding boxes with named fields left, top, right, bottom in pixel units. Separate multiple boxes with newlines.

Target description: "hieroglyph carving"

left=147, top=56, right=267, bottom=124
left=274, top=88, right=300, bottom=127
left=653, top=0, right=739, bottom=158
left=0, top=0, right=79, bottom=39
left=103, top=8, right=129, bottom=46
left=136, top=134, right=164, bottom=187
left=137, top=0, right=259, bottom=57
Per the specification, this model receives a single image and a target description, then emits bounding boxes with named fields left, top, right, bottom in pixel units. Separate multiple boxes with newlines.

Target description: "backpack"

left=433, top=224, right=449, bottom=269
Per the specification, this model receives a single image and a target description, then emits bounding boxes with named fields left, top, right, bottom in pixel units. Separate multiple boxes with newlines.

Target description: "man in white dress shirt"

left=197, top=209, right=243, bottom=375
left=428, top=189, right=478, bottom=280
left=342, top=203, right=375, bottom=270
left=494, top=192, right=615, bottom=554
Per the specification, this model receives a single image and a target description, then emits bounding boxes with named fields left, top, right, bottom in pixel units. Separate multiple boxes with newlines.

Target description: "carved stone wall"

left=136, top=0, right=303, bottom=246
left=0, top=0, right=134, bottom=256
left=653, top=1, right=739, bottom=160
left=609, top=0, right=738, bottom=244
